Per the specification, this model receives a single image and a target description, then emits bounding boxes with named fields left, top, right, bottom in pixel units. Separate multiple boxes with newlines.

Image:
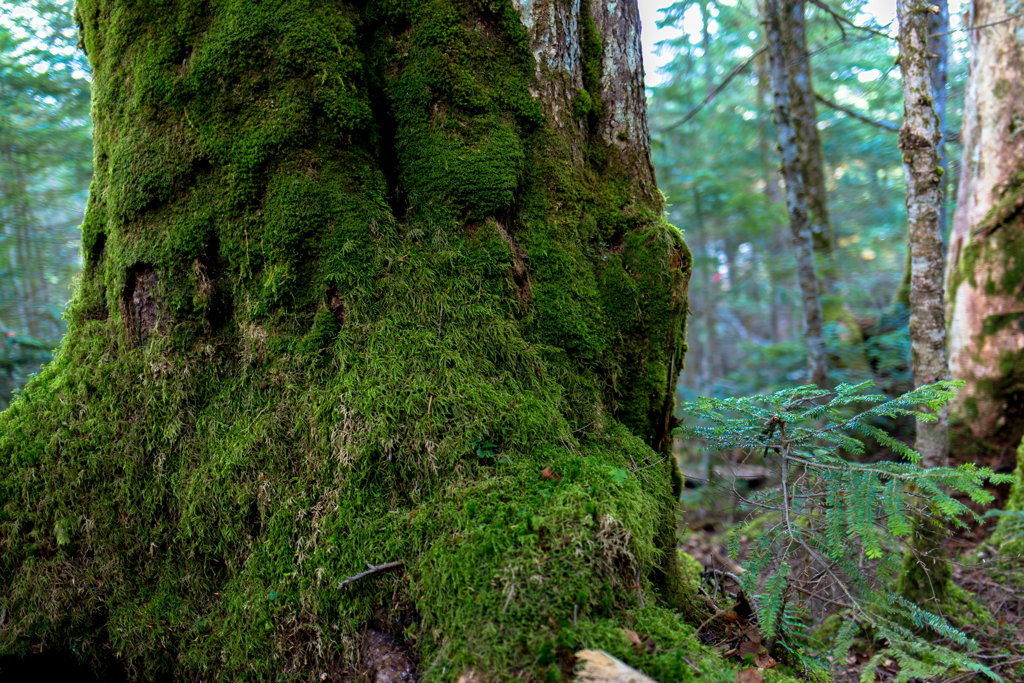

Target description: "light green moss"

left=990, top=437, right=1024, bottom=568
left=0, top=0, right=709, bottom=680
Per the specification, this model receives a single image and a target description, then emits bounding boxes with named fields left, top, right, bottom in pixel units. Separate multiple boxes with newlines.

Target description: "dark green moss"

left=981, top=312, right=1024, bottom=337
left=0, top=0, right=700, bottom=680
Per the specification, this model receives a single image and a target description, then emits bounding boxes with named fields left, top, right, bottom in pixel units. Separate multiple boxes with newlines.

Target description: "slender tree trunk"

left=756, top=50, right=788, bottom=348
left=764, top=0, right=829, bottom=389
left=783, top=0, right=838, bottom=294
left=930, top=0, right=950, bottom=237
left=898, top=0, right=950, bottom=468
left=693, top=191, right=720, bottom=394
left=946, top=0, right=1024, bottom=444
left=0, top=0, right=694, bottom=678
left=896, top=0, right=953, bottom=607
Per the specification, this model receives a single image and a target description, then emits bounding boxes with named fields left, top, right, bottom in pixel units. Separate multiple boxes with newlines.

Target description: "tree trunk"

left=898, top=0, right=950, bottom=468
left=783, top=0, right=838, bottom=295
left=946, top=0, right=1024, bottom=445
left=764, top=0, right=829, bottom=389
left=896, top=0, right=952, bottom=607
left=930, top=0, right=950, bottom=237
left=0, top=0, right=695, bottom=679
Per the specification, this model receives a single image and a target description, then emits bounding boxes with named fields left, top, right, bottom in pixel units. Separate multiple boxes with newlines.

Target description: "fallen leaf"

left=735, top=668, right=763, bottom=683
left=541, top=467, right=562, bottom=481
left=574, top=650, right=658, bottom=683
left=846, top=655, right=857, bottom=665
left=623, top=628, right=643, bottom=647
left=754, top=651, right=776, bottom=669
left=738, top=640, right=760, bottom=656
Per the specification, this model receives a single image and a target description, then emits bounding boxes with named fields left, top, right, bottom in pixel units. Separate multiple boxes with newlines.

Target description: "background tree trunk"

left=783, top=0, right=838, bottom=294
left=898, top=0, right=950, bottom=468
left=896, top=0, right=952, bottom=607
left=0, top=0, right=695, bottom=678
left=930, top=0, right=950, bottom=237
left=764, top=0, right=829, bottom=389
left=946, top=0, right=1024, bottom=446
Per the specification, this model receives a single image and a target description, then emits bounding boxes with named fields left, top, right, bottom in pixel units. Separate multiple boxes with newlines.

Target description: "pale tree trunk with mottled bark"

left=764, top=0, right=829, bottom=389
left=896, top=0, right=953, bottom=607
left=946, top=0, right=1024, bottom=445
left=898, top=0, right=950, bottom=469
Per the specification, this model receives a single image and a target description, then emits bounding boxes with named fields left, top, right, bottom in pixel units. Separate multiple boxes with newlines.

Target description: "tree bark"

left=783, top=0, right=838, bottom=295
left=0, top=0, right=693, bottom=678
left=896, top=0, right=952, bottom=607
left=930, top=0, right=950, bottom=237
left=898, top=0, right=950, bottom=468
left=764, top=0, right=829, bottom=389
left=946, top=0, right=1024, bottom=444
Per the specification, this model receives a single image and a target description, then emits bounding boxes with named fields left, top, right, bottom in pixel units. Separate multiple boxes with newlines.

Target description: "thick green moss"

left=0, top=0, right=709, bottom=680
left=990, top=437, right=1024, bottom=568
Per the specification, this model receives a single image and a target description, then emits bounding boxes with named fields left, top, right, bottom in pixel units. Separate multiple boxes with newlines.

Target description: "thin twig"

left=815, top=92, right=900, bottom=132
left=930, top=11, right=1024, bottom=37
left=681, top=609, right=734, bottom=645
left=807, top=0, right=895, bottom=39
left=815, top=92, right=962, bottom=143
left=658, top=47, right=766, bottom=132
left=502, top=583, right=517, bottom=614
left=338, top=560, right=404, bottom=589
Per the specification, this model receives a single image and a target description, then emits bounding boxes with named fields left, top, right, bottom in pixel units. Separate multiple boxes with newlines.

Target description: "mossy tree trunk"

left=946, top=0, right=1024, bottom=446
left=0, top=0, right=701, bottom=680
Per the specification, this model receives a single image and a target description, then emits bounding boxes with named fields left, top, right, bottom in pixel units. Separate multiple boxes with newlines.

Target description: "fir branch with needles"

left=675, top=380, right=1017, bottom=681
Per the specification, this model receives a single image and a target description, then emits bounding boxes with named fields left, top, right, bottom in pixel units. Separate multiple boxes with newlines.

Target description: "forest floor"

left=676, top=461, right=1024, bottom=683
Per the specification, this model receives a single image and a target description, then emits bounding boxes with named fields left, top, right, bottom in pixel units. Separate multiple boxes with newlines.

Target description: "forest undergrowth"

left=672, top=386, right=1024, bottom=683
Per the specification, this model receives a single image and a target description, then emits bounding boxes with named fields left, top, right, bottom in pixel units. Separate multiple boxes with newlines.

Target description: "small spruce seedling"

left=676, top=380, right=1016, bottom=682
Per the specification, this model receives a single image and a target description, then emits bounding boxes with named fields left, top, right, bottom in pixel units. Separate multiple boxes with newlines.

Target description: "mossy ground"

left=0, top=0, right=799, bottom=681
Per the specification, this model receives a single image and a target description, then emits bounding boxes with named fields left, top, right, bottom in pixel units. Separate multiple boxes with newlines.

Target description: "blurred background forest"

left=646, top=0, right=966, bottom=401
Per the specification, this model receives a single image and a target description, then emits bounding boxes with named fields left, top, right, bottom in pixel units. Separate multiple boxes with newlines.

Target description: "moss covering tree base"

left=0, top=0, right=807, bottom=680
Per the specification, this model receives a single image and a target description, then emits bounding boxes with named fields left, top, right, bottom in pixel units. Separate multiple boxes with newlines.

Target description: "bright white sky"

left=636, top=0, right=903, bottom=86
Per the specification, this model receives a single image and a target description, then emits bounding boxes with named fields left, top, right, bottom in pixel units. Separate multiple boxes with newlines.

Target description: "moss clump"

left=0, top=0, right=711, bottom=680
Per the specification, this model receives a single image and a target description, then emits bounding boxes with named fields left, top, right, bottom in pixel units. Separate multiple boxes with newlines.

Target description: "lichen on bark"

left=0, top=0, right=763, bottom=681
left=946, top=0, right=1024, bottom=445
